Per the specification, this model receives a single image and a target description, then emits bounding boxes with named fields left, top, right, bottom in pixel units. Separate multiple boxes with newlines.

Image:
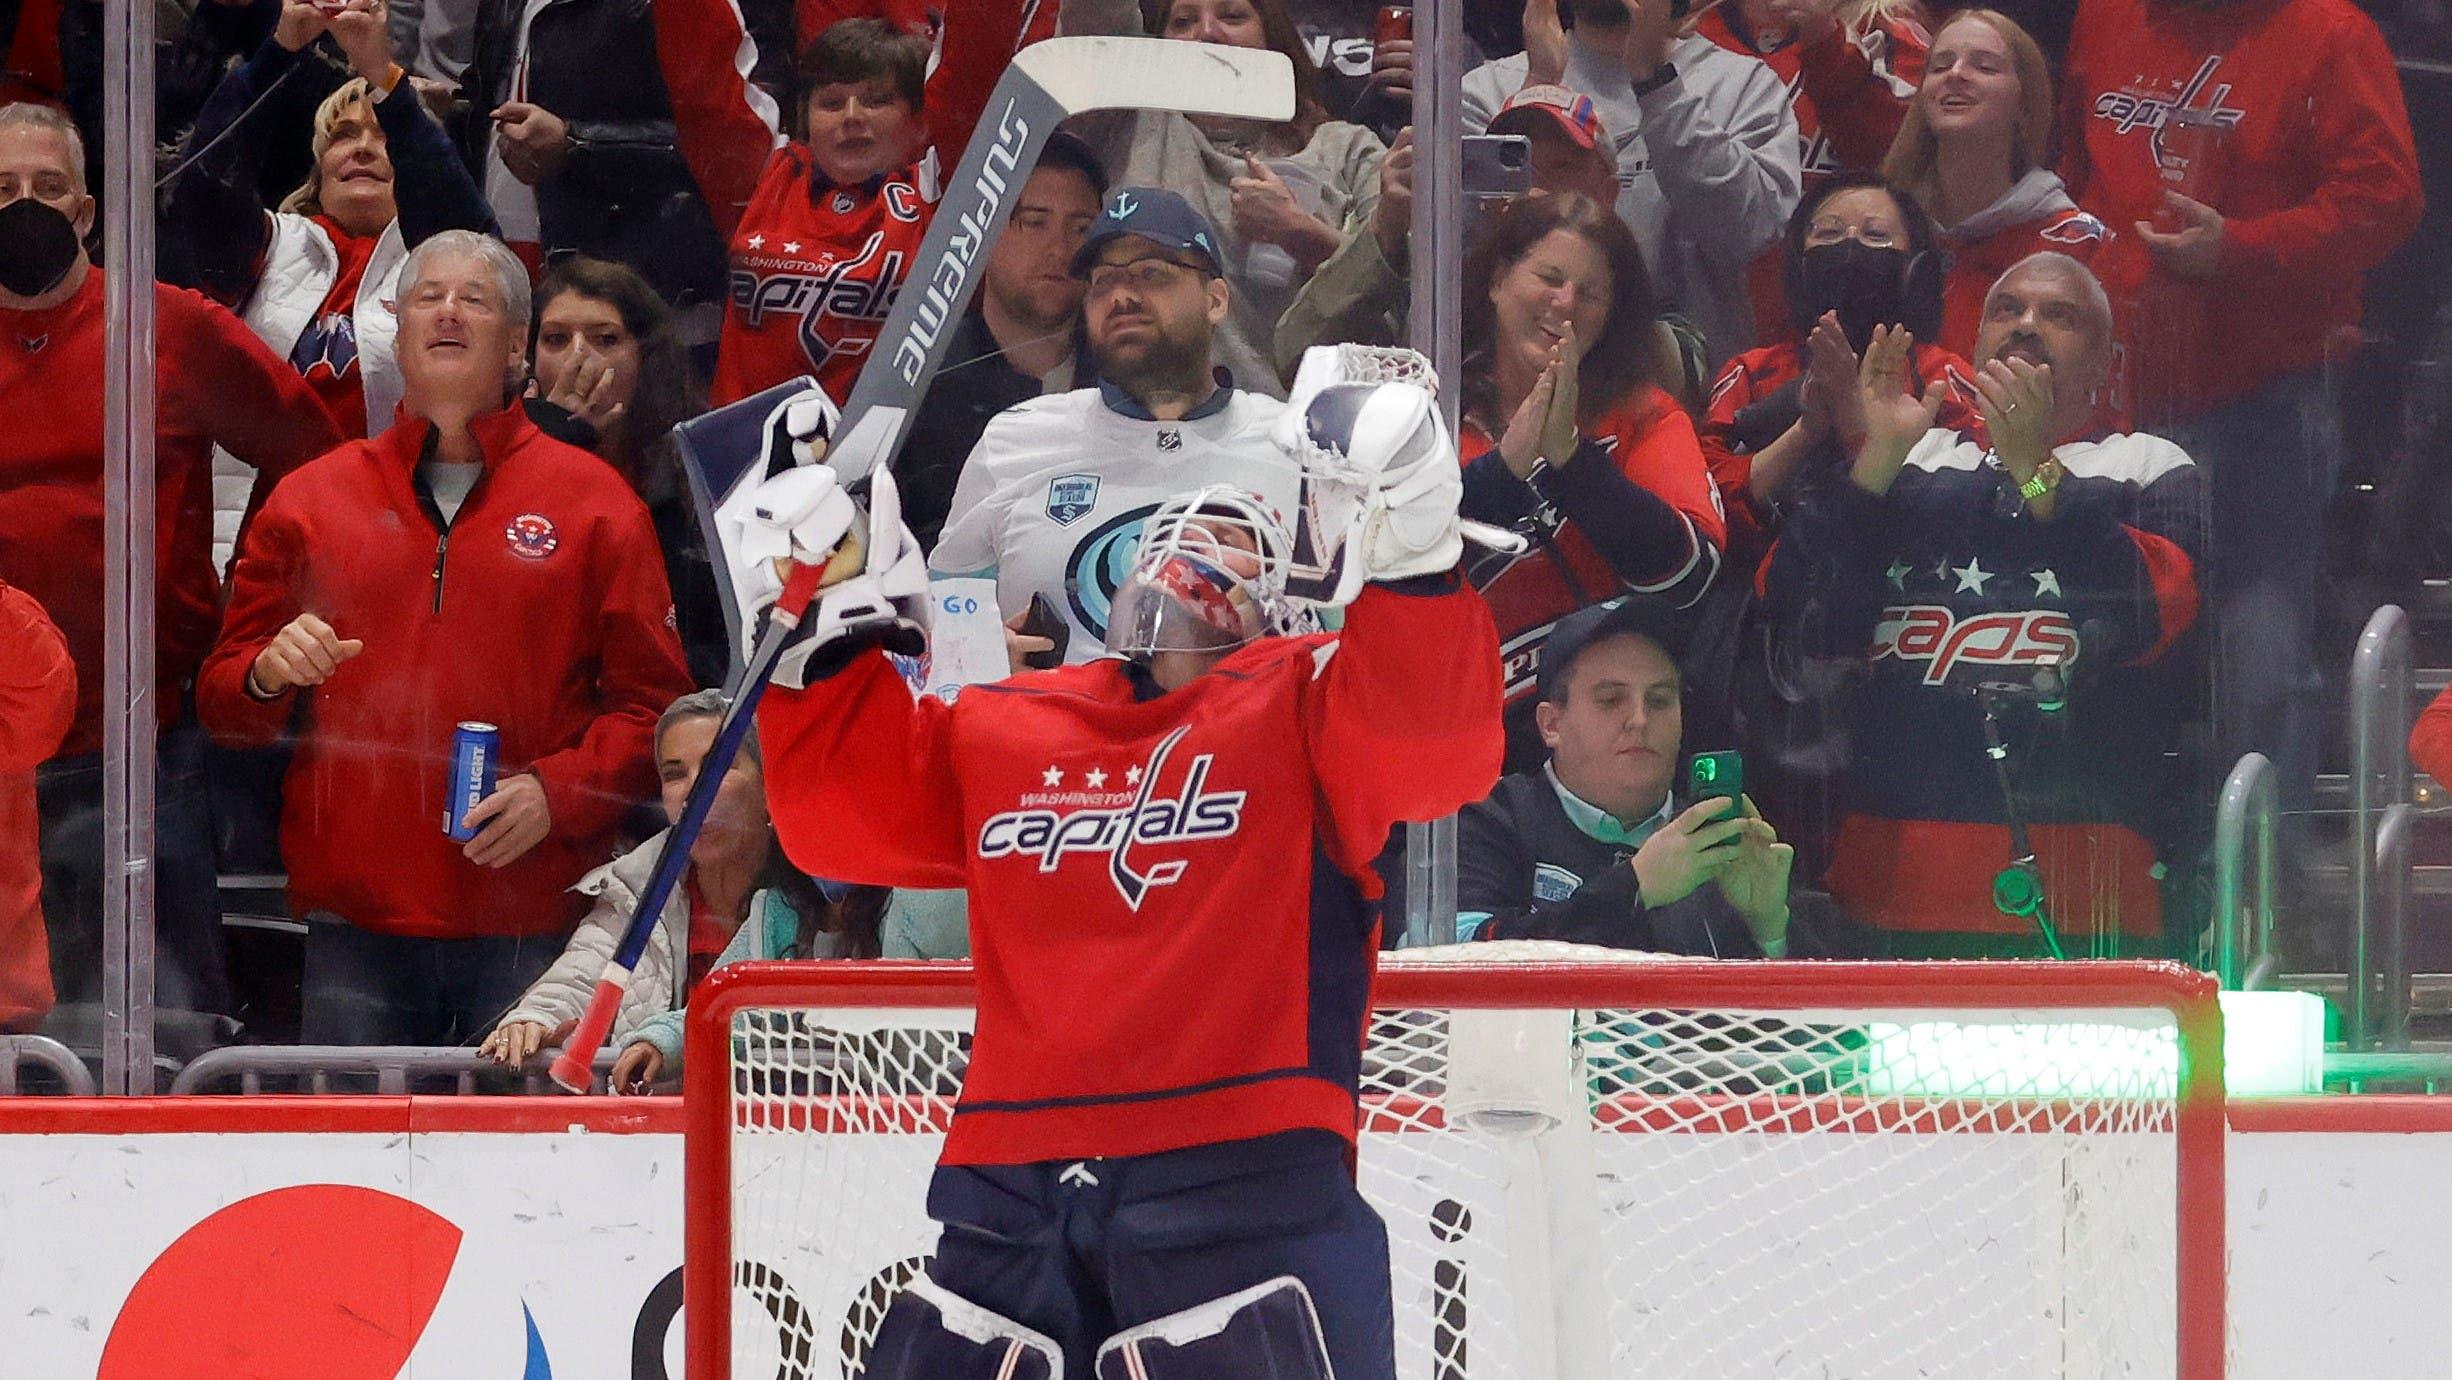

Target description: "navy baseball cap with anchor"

left=1071, top=186, right=1226, bottom=279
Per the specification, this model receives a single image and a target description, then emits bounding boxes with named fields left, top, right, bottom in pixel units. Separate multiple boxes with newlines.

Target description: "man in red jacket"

left=198, top=230, right=692, bottom=1046
left=0, top=102, right=345, bottom=1019
left=2062, top=0, right=2421, bottom=812
left=0, top=582, right=75, bottom=1033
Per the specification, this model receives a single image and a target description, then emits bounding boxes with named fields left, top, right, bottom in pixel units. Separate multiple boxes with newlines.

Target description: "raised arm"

left=160, top=13, right=318, bottom=305
left=741, top=464, right=967, bottom=887
left=370, top=56, right=499, bottom=245
left=1638, top=44, right=1802, bottom=265
left=1791, top=19, right=1921, bottom=172
left=651, top=0, right=787, bottom=238
left=1303, top=576, right=1506, bottom=875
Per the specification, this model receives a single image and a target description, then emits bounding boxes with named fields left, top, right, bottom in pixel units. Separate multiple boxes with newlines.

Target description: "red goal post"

left=687, top=957, right=2226, bottom=1379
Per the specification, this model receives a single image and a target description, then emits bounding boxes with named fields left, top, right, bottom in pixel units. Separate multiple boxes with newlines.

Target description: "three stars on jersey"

left=1038, top=763, right=1141, bottom=790
left=980, top=727, right=1249, bottom=910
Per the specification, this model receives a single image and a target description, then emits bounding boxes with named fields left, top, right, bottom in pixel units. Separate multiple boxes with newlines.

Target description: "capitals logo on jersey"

left=731, top=216, right=915, bottom=378
left=977, top=726, right=1247, bottom=909
left=1871, top=603, right=2079, bottom=686
left=2090, top=54, right=2248, bottom=168
left=290, top=310, right=361, bottom=384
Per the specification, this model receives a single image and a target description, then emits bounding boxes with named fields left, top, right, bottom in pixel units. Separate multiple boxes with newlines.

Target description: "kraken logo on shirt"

left=977, top=727, right=1247, bottom=910
left=1064, top=502, right=1163, bottom=640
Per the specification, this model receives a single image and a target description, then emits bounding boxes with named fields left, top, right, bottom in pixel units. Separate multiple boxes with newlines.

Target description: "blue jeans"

left=299, top=918, right=563, bottom=1047
left=2175, top=370, right=2343, bottom=815
left=871, top=1129, right=1396, bottom=1380
left=34, top=720, right=230, bottom=1015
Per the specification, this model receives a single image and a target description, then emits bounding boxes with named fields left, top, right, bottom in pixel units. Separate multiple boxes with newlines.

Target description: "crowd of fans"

left=0, top=0, right=2430, bottom=1083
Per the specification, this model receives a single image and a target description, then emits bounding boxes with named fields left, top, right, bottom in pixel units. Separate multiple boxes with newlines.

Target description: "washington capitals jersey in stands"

left=652, top=0, right=1035, bottom=405
left=1460, top=387, right=1726, bottom=703
left=710, top=149, right=932, bottom=406
left=929, top=383, right=1297, bottom=658
left=1758, top=429, right=2203, bottom=951
left=757, top=580, right=1503, bottom=1165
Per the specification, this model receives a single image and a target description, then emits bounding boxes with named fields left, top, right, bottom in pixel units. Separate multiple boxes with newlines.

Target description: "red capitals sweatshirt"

left=2062, top=0, right=2421, bottom=419
left=197, top=405, right=692, bottom=939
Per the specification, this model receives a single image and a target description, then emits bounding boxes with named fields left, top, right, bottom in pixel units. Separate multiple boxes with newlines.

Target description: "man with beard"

left=932, top=187, right=1301, bottom=664
left=1758, top=252, right=2205, bottom=957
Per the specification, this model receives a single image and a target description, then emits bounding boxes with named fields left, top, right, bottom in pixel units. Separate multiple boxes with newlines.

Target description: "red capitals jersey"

left=2062, top=0, right=2420, bottom=418
left=757, top=580, right=1504, bottom=1165
left=1699, top=10, right=1930, bottom=342
left=1460, top=387, right=1726, bottom=703
left=711, top=151, right=933, bottom=406
left=653, top=0, right=1036, bottom=405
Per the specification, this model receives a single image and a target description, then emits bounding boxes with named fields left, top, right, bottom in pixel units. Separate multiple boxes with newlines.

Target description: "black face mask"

left=1793, top=240, right=1911, bottom=354
left=0, top=197, right=81, bottom=299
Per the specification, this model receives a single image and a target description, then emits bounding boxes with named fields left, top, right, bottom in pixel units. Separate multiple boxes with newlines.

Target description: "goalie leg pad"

left=866, top=1274, right=1067, bottom=1380
left=1093, top=1277, right=1334, bottom=1380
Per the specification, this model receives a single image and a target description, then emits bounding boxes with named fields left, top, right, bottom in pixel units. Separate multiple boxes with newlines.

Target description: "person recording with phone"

left=1272, top=85, right=1617, bottom=374
left=1756, top=252, right=2204, bottom=958
left=1457, top=598, right=1833, bottom=956
left=1466, top=0, right=1802, bottom=365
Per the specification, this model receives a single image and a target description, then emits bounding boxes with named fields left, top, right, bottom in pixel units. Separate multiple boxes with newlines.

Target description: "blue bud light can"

left=445, top=721, right=499, bottom=841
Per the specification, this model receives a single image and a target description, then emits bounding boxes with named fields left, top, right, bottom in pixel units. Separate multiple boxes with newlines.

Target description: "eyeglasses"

left=1086, top=256, right=1201, bottom=299
left=1803, top=219, right=1902, bottom=249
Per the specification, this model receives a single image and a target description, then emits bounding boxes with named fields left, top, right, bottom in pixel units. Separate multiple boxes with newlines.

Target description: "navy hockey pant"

left=884, top=1128, right=1395, bottom=1379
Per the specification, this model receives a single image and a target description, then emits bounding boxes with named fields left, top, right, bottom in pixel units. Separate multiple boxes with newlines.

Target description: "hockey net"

left=686, top=949, right=2225, bottom=1379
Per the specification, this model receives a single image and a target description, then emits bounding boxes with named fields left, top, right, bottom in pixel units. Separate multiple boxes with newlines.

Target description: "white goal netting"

left=692, top=949, right=2225, bottom=1380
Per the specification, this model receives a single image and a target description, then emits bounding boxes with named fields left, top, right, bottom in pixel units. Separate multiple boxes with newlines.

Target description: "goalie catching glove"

left=1275, top=346, right=1526, bottom=609
left=732, top=461, right=931, bottom=688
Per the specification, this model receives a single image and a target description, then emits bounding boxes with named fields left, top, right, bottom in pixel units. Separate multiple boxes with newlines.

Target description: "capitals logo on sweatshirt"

left=976, top=726, right=1247, bottom=910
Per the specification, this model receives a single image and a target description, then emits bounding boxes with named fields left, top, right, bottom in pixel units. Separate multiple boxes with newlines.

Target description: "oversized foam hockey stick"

left=549, top=36, right=1297, bottom=1092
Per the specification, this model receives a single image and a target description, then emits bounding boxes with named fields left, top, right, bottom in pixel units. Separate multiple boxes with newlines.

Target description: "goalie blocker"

left=732, top=360, right=1505, bottom=1380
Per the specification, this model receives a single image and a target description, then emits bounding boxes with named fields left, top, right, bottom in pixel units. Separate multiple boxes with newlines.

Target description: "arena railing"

left=169, top=1046, right=620, bottom=1095
left=2349, top=604, right=2414, bottom=1049
left=2215, top=752, right=2279, bottom=992
left=0, top=1035, right=98, bottom=1096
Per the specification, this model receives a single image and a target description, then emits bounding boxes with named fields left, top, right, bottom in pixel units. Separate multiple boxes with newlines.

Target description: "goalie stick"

left=548, top=36, right=1297, bottom=1093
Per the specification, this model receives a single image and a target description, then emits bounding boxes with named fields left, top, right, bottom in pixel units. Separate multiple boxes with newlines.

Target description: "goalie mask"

left=1104, top=486, right=1295, bottom=659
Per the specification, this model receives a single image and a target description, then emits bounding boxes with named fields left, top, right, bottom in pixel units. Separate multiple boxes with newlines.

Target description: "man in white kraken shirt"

left=931, top=187, right=1299, bottom=660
